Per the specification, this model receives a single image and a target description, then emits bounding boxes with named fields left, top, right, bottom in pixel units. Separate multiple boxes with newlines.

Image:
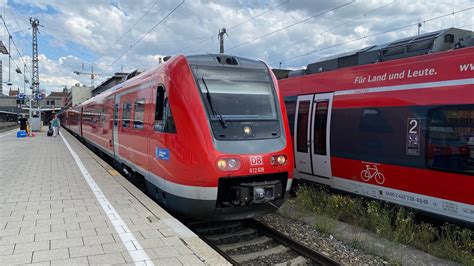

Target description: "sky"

left=0, top=0, right=472, bottom=95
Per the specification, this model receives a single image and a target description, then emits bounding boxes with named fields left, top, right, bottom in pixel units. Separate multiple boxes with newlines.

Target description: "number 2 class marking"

left=409, top=119, right=418, bottom=133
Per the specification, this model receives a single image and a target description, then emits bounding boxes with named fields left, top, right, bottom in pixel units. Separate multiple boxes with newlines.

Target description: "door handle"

left=109, top=139, right=113, bottom=147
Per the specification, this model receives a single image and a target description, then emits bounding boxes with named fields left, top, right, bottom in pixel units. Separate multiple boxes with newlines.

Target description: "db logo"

left=250, top=156, right=263, bottom=166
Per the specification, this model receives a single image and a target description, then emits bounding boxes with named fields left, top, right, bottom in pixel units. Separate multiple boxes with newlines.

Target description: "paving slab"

left=0, top=128, right=229, bottom=265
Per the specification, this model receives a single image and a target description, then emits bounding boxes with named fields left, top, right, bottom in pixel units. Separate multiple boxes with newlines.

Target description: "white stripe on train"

left=335, top=78, right=473, bottom=96
left=331, top=176, right=474, bottom=223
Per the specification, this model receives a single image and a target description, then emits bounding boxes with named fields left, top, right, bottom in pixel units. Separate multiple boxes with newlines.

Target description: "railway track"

left=186, top=219, right=340, bottom=265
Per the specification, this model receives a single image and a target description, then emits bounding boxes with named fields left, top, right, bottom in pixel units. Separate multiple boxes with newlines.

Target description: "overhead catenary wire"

left=276, top=0, right=397, bottom=66
left=225, top=0, right=356, bottom=52
left=227, top=0, right=290, bottom=31
left=99, top=0, right=185, bottom=75
left=274, top=6, right=474, bottom=66
left=96, top=0, right=161, bottom=61
left=0, top=14, right=32, bottom=81
left=172, top=0, right=290, bottom=54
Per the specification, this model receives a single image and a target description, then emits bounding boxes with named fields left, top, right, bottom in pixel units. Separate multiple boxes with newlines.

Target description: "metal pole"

left=8, top=35, right=10, bottom=82
left=23, top=64, right=26, bottom=94
left=29, top=87, right=32, bottom=131
left=218, top=28, right=227, bottom=53
left=91, top=65, right=94, bottom=88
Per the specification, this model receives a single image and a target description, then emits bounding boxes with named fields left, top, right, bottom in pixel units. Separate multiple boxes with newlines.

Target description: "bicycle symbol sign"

left=360, top=163, right=385, bottom=184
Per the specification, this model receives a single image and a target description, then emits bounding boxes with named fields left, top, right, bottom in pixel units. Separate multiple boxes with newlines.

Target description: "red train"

left=61, top=54, right=294, bottom=220
left=279, top=28, right=474, bottom=223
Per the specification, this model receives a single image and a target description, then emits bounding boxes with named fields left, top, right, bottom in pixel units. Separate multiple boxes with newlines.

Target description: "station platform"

left=0, top=128, right=229, bottom=265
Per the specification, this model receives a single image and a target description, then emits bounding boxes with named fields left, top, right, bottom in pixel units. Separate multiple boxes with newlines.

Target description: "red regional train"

left=61, top=54, right=294, bottom=220
left=279, top=28, right=474, bottom=223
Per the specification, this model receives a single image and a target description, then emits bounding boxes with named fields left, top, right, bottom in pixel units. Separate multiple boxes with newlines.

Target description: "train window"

left=313, top=101, right=329, bottom=155
left=122, top=102, right=131, bottom=128
left=163, top=98, right=177, bottom=133
left=359, top=108, right=392, bottom=133
left=114, top=103, right=118, bottom=126
left=296, top=101, right=310, bottom=152
left=154, top=85, right=177, bottom=133
left=426, top=105, right=474, bottom=174
left=284, top=96, right=297, bottom=135
left=133, top=99, right=145, bottom=129
left=155, top=86, right=165, bottom=127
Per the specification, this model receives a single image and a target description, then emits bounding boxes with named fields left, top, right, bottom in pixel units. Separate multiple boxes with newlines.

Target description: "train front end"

left=186, top=54, right=294, bottom=220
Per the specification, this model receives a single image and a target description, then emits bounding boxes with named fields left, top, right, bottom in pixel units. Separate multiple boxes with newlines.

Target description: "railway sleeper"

left=217, top=236, right=272, bottom=252
left=193, top=221, right=244, bottom=234
left=206, top=228, right=257, bottom=243
left=274, top=256, right=308, bottom=266
left=232, top=244, right=290, bottom=263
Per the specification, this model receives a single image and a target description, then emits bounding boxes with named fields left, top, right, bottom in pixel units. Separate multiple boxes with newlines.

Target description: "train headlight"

left=228, top=159, right=238, bottom=168
left=243, top=126, right=252, bottom=136
left=277, top=155, right=287, bottom=165
left=217, top=159, right=227, bottom=170
left=271, top=155, right=287, bottom=166
left=216, top=158, right=241, bottom=171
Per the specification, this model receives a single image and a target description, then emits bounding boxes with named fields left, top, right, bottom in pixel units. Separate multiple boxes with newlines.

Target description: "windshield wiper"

left=201, top=77, right=227, bottom=128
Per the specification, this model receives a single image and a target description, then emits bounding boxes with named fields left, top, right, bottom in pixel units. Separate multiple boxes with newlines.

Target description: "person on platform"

left=51, top=115, right=60, bottom=137
left=18, top=114, right=27, bottom=132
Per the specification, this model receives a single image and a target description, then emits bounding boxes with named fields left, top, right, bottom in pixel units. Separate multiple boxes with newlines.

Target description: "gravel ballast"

left=258, top=213, right=388, bottom=265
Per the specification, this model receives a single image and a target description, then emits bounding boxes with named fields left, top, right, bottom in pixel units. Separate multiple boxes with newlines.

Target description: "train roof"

left=77, top=53, right=270, bottom=108
left=286, top=27, right=473, bottom=78
left=186, top=54, right=268, bottom=70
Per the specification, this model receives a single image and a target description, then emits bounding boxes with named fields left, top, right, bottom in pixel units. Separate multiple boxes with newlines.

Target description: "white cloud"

left=0, top=0, right=472, bottom=95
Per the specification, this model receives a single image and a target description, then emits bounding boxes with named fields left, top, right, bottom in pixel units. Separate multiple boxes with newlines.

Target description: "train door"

left=294, top=95, right=313, bottom=174
left=294, top=93, right=333, bottom=184
left=112, top=96, right=119, bottom=160
left=310, top=93, right=333, bottom=180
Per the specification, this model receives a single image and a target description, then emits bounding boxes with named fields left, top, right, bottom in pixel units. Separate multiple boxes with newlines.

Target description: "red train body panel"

left=61, top=54, right=294, bottom=220
left=279, top=47, right=474, bottom=223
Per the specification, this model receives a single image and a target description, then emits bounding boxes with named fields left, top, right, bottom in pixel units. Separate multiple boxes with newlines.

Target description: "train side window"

left=154, top=86, right=165, bottom=129
left=114, top=103, right=118, bottom=126
left=133, top=99, right=145, bottom=129
left=154, top=85, right=177, bottom=133
left=359, top=108, right=392, bottom=133
left=426, top=105, right=474, bottom=174
left=284, top=96, right=297, bottom=135
left=296, top=101, right=310, bottom=152
left=313, top=100, right=329, bottom=155
left=163, top=97, right=177, bottom=133
left=122, top=102, right=131, bottom=128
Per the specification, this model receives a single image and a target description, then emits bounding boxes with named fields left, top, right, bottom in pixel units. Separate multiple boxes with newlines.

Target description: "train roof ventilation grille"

left=216, top=56, right=238, bottom=65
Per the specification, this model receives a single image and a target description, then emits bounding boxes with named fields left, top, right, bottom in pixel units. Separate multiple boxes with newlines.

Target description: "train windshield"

left=192, top=66, right=277, bottom=120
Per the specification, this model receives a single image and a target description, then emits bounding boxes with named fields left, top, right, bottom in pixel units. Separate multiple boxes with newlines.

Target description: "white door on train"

left=294, top=95, right=314, bottom=174
left=310, top=93, right=333, bottom=180
left=294, top=93, right=333, bottom=184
